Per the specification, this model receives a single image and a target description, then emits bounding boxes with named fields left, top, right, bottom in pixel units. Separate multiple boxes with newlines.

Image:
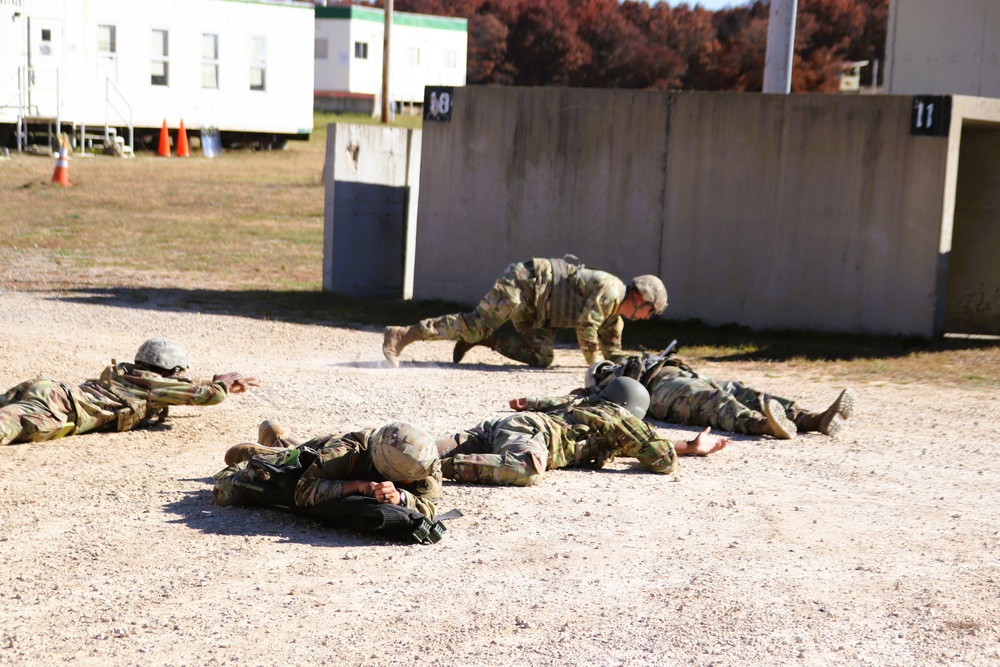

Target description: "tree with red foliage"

left=348, top=0, right=889, bottom=93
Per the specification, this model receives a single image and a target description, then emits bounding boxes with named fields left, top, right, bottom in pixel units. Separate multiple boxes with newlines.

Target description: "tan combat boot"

left=794, top=388, right=856, bottom=436
left=382, top=325, right=423, bottom=368
left=762, top=398, right=797, bottom=440
left=257, top=419, right=286, bottom=447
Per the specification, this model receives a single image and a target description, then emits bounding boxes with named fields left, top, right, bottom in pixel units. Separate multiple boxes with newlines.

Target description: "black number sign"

left=424, top=86, right=454, bottom=122
left=910, top=95, right=952, bottom=137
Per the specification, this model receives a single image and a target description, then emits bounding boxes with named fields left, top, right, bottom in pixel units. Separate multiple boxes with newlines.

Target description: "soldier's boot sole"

left=257, top=419, right=285, bottom=448
left=224, top=442, right=285, bottom=467
left=763, top=398, right=797, bottom=440
left=819, top=388, right=856, bottom=436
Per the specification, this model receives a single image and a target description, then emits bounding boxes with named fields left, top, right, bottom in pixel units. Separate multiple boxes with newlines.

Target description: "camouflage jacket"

left=531, top=258, right=628, bottom=363
left=519, top=394, right=678, bottom=474
left=71, top=362, right=229, bottom=434
left=292, top=428, right=440, bottom=519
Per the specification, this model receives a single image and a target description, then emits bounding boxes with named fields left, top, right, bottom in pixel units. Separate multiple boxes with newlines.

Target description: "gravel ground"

left=0, top=288, right=998, bottom=666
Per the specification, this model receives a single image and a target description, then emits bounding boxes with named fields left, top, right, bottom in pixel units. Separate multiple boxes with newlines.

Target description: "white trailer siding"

left=315, top=5, right=466, bottom=105
left=1, top=0, right=313, bottom=140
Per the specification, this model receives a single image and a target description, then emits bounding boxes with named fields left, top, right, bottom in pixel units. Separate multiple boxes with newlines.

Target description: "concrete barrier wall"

left=414, top=87, right=669, bottom=303
left=414, top=87, right=953, bottom=335
left=663, top=93, right=949, bottom=334
left=323, top=123, right=421, bottom=297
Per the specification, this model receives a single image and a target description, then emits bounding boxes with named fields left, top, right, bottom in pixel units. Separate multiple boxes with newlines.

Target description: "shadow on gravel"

left=162, top=489, right=408, bottom=548
left=49, top=286, right=1000, bottom=364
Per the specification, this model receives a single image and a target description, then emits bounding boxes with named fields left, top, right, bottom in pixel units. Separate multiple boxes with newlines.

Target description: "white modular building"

left=0, top=0, right=315, bottom=152
left=314, top=4, right=467, bottom=113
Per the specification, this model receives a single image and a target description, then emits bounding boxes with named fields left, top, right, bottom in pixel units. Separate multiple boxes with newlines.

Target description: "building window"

left=250, top=36, right=266, bottom=91
left=315, top=38, right=328, bottom=60
left=41, top=29, right=51, bottom=41
left=444, top=49, right=456, bottom=68
left=408, top=47, right=420, bottom=65
left=202, top=33, right=219, bottom=89
left=151, top=29, right=168, bottom=86
left=98, top=25, right=116, bottom=54
left=354, top=41, right=368, bottom=59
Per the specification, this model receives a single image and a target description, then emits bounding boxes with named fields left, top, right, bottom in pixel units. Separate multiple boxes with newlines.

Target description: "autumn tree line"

left=344, top=0, right=888, bottom=93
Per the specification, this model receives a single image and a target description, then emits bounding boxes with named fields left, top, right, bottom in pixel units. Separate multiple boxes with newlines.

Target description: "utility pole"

left=763, top=0, right=797, bottom=93
left=381, top=0, right=393, bottom=123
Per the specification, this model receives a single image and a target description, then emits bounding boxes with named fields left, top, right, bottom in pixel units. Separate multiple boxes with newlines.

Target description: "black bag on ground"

left=301, top=495, right=446, bottom=544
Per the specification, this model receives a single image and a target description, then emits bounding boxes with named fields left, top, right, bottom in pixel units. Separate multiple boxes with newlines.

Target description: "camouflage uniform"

left=438, top=396, right=677, bottom=486
left=418, top=257, right=628, bottom=367
left=600, top=358, right=808, bottom=435
left=0, top=363, right=229, bottom=446
left=214, top=424, right=441, bottom=519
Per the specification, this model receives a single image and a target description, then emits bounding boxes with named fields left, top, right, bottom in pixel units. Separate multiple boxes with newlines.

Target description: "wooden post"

left=381, top=0, right=393, bottom=123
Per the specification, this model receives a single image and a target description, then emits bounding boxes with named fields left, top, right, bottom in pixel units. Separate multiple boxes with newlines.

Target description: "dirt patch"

left=1, top=289, right=998, bottom=666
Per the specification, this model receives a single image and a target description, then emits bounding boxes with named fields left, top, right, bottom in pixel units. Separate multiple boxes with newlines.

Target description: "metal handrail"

left=105, top=76, right=133, bottom=151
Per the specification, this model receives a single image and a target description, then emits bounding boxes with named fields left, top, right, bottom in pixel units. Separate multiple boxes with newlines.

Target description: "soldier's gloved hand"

left=622, top=355, right=643, bottom=381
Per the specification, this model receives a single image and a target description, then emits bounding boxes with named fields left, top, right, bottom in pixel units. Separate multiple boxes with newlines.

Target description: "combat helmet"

left=584, top=360, right=617, bottom=391
left=134, top=338, right=189, bottom=374
left=630, top=275, right=668, bottom=314
left=370, top=422, right=439, bottom=481
left=598, top=376, right=650, bottom=420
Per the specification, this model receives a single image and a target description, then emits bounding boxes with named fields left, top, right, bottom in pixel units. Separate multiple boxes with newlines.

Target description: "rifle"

left=639, top=339, right=678, bottom=387
left=302, top=496, right=455, bottom=544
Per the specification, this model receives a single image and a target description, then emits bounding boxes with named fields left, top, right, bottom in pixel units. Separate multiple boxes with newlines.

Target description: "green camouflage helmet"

left=135, top=338, right=189, bottom=372
left=630, top=275, right=668, bottom=314
left=370, top=421, right=439, bottom=481
left=599, top=376, right=650, bottom=420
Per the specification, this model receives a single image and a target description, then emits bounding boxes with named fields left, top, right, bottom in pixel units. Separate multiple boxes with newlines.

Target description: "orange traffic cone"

left=176, top=119, right=190, bottom=157
left=51, top=141, right=70, bottom=186
left=157, top=119, right=171, bottom=157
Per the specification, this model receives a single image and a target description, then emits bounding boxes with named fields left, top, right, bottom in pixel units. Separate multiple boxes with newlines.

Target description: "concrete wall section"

left=887, top=0, right=1000, bottom=99
left=323, top=123, right=421, bottom=297
left=414, top=86, right=669, bottom=304
left=664, top=93, right=950, bottom=335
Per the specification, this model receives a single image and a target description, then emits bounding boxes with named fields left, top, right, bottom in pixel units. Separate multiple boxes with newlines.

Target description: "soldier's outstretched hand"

left=509, top=398, right=528, bottom=411
left=675, top=427, right=730, bottom=457
left=212, top=372, right=261, bottom=394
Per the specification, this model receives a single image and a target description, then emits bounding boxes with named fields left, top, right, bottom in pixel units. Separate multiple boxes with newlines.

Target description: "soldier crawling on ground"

left=0, top=338, right=258, bottom=446
left=436, top=376, right=730, bottom=487
left=582, top=353, right=857, bottom=440
left=382, top=255, right=668, bottom=369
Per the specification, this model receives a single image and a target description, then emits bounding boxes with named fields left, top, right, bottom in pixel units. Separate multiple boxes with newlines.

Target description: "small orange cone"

left=51, top=140, right=70, bottom=187
left=176, top=119, right=190, bottom=157
left=157, top=119, right=171, bottom=157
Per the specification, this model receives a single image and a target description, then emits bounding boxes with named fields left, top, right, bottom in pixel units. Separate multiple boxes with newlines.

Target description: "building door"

left=26, top=17, right=62, bottom=117
left=943, top=125, right=1000, bottom=335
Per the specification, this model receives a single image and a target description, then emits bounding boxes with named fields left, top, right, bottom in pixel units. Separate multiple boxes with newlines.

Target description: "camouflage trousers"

left=0, top=379, right=78, bottom=446
left=418, top=262, right=554, bottom=368
left=437, top=413, right=556, bottom=486
left=647, top=370, right=805, bottom=434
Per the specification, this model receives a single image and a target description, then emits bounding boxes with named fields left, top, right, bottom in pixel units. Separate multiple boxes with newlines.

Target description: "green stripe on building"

left=315, top=5, right=467, bottom=32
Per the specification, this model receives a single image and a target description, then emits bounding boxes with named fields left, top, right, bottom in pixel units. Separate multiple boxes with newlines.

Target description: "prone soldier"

left=584, top=353, right=856, bottom=439
left=215, top=420, right=442, bottom=521
left=436, top=377, right=729, bottom=487
left=0, top=338, right=258, bottom=446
